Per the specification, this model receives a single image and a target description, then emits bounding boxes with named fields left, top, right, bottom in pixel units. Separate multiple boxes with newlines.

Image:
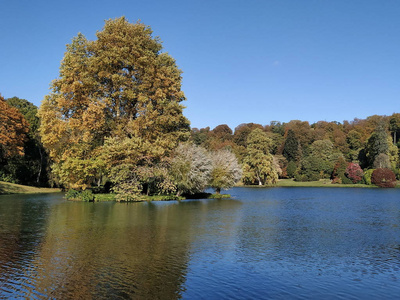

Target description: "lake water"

left=0, top=187, right=400, bottom=299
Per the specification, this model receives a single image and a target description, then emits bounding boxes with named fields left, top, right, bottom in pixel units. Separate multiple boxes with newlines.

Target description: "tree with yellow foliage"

left=39, top=17, right=190, bottom=189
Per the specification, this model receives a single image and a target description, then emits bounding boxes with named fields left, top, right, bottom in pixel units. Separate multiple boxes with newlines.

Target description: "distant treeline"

left=190, top=115, right=400, bottom=187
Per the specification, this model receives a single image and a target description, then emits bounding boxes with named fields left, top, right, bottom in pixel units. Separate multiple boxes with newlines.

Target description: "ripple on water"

left=1, top=189, right=400, bottom=299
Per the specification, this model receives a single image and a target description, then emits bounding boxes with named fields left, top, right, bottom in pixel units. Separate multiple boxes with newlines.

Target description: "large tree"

left=282, top=129, right=299, bottom=162
left=365, top=122, right=398, bottom=169
left=39, top=17, right=190, bottom=189
left=242, top=128, right=278, bottom=185
left=169, top=143, right=212, bottom=196
left=0, top=96, right=29, bottom=160
left=209, top=149, right=242, bottom=193
left=5, top=97, right=49, bottom=185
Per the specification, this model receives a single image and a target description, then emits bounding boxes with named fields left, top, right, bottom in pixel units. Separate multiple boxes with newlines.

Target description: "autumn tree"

left=5, top=97, right=49, bottom=185
left=371, top=168, right=397, bottom=188
left=0, top=96, right=29, bottom=161
left=242, top=128, right=277, bottom=185
left=331, top=156, right=349, bottom=184
left=209, top=149, right=242, bottom=193
left=38, top=17, right=190, bottom=189
left=345, top=162, right=363, bottom=183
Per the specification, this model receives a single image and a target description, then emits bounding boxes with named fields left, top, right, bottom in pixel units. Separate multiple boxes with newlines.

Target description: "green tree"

left=298, top=139, right=338, bottom=181
left=209, top=149, right=242, bottom=193
left=282, top=129, right=299, bottom=162
left=365, top=122, right=393, bottom=168
left=389, top=114, right=400, bottom=145
left=242, top=129, right=277, bottom=185
left=38, top=17, right=190, bottom=189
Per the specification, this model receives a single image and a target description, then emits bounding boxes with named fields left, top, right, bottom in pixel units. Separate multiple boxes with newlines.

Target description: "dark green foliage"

left=366, top=123, right=390, bottom=165
left=331, top=156, right=347, bottom=184
left=294, top=172, right=320, bottom=182
left=65, top=189, right=80, bottom=199
left=389, top=114, right=400, bottom=145
left=286, top=160, right=297, bottom=178
left=191, top=127, right=210, bottom=145
left=371, top=168, right=397, bottom=188
left=65, top=189, right=94, bottom=201
left=283, top=129, right=299, bottom=162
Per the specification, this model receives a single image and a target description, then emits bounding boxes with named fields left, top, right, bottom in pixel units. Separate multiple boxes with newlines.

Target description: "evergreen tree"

left=283, top=129, right=299, bottom=162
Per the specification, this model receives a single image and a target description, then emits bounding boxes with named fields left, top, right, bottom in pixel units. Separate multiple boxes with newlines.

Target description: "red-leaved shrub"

left=371, top=168, right=397, bottom=188
left=345, top=162, right=363, bottom=183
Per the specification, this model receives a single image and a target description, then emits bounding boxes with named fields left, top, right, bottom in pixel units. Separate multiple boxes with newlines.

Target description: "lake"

left=0, top=187, right=399, bottom=299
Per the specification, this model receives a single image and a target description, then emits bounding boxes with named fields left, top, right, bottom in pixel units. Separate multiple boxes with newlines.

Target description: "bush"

left=65, top=189, right=80, bottom=200
left=345, top=163, right=363, bottom=183
left=80, top=190, right=95, bottom=202
left=371, top=168, right=397, bottom=188
left=363, top=169, right=375, bottom=185
left=65, top=189, right=95, bottom=201
left=286, top=161, right=297, bottom=178
left=294, top=171, right=319, bottom=182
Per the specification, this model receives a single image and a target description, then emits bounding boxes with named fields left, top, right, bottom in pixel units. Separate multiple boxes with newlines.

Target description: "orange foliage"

left=0, top=95, right=29, bottom=157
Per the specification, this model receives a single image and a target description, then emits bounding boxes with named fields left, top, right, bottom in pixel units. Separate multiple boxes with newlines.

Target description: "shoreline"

left=238, top=178, right=398, bottom=188
left=0, top=181, right=61, bottom=195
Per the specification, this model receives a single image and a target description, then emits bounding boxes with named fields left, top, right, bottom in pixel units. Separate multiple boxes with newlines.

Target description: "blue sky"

left=1, top=0, right=399, bottom=130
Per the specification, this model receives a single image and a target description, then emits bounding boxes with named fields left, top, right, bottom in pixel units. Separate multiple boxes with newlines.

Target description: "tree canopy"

left=38, top=17, right=190, bottom=189
left=0, top=95, right=29, bottom=159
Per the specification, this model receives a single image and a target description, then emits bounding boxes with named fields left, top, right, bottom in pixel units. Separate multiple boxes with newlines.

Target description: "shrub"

left=345, top=163, right=363, bottom=183
left=294, top=171, right=319, bottom=182
left=331, top=156, right=347, bottom=182
left=363, top=169, right=375, bottom=185
left=371, top=168, right=397, bottom=188
left=80, top=190, right=94, bottom=202
left=286, top=161, right=297, bottom=178
left=65, top=189, right=80, bottom=200
left=65, top=189, right=94, bottom=201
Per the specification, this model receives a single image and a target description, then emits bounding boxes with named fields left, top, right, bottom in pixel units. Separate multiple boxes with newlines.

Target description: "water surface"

left=0, top=188, right=399, bottom=299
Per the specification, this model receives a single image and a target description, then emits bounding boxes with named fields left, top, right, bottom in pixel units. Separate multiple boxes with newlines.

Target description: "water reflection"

left=1, top=189, right=400, bottom=299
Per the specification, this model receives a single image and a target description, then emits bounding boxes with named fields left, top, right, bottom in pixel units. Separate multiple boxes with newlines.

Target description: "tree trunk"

left=216, top=188, right=221, bottom=194
left=36, top=146, right=43, bottom=184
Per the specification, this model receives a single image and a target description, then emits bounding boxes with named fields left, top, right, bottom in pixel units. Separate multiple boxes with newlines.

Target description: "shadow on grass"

left=0, top=182, right=26, bottom=194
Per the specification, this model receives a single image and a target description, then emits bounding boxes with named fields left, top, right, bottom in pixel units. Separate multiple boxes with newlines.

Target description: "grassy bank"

left=0, top=181, right=61, bottom=195
left=237, top=178, right=393, bottom=188
left=275, top=179, right=379, bottom=188
left=277, top=178, right=400, bottom=188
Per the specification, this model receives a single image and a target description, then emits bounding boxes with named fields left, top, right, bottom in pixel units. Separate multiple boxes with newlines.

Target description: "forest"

left=1, top=17, right=399, bottom=201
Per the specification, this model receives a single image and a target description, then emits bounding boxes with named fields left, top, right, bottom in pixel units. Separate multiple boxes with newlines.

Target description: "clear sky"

left=1, top=0, right=399, bottom=131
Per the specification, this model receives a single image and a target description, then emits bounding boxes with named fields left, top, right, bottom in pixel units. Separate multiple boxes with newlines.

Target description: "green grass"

left=275, top=179, right=384, bottom=188
left=0, top=181, right=61, bottom=195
